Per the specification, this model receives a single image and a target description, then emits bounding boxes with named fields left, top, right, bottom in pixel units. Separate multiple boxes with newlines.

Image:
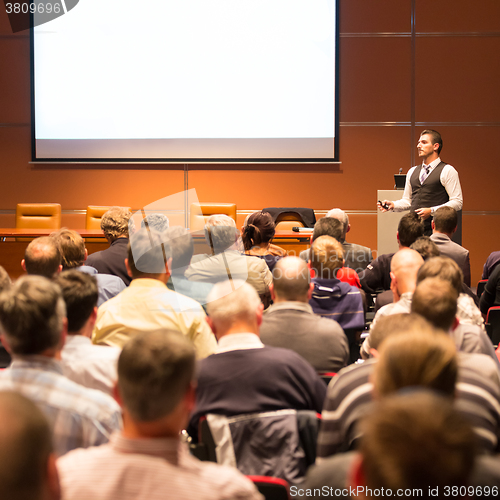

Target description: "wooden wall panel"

left=339, top=0, right=410, bottom=33
left=416, top=0, right=500, bottom=32
left=340, top=37, right=411, bottom=122
left=415, top=38, right=500, bottom=122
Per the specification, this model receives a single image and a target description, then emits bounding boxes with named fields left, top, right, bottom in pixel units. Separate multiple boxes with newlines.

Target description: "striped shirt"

left=0, top=356, right=122, bottom=457
left=57, top=433, right=263, bottom=500
left=316, top=353, right=500, bottom=460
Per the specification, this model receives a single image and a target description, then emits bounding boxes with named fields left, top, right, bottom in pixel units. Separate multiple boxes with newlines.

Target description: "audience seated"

left=21, top=236, right=62, bottom=278
left=52, top=228, right=126, bottom=306
left=0, top=391, right=61, bottom=500
left=92, top=227, right=216, bottom=358
left=317, top=313, right=500, bottom=458
left=411, top=278, right=497, bottom=363
left=482, top=250, right=500, bottom=280
left=187, top=280, right=326, bottom=441
left=186, top=214, right=272, bottom=302
left=299, top=216, right=361, bottom=287
left=242, top=210, right=286, bottom=271
left=360, top=212, right=423, bottom=294
left=85, top=206, right=133, bottom=285
left=430, top=206, right=471, bottom=287
left=54, top=271, right=120, bottom=396
left=301, top=209, right=372, bottom=276
left=57, top=331, right=262, bottom=500
left=260, top=257, right=349, bottom=372
left=164, top=226, right=213, bottom=307
left=480, top=263, right=500, bottom=316
left=303, top=392, right=476, bottom=497
left=360, top=249, right=423, bottom=359
left=416, top=257, right=484, bottom=329
left=0, top=276, right=121, bottom=456
left=309, top=236, right=364, bottom=331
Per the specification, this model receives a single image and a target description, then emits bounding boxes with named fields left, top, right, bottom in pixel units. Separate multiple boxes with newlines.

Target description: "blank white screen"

left=33, top=0, right=337, bottom=160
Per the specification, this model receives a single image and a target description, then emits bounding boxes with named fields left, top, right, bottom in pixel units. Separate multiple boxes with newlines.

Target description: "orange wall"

left=1, top=1, right=500, bottom=284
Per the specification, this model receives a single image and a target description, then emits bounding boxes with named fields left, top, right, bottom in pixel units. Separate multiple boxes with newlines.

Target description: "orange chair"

left=189, top=203, right=237, bottom=231
left=85, top=206, right=133, bottom=230
left=15, top=203, right=61, bottom=241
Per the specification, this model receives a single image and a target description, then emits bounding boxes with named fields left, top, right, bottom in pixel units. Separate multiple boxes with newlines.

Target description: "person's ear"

left=125, top=258, right=133, bottom=278
left=396, top=231, right=400, bottom=243
left=369, top=348, right=379, bottom=359
left=270, top=283, right=276, bottom=302
left=206, top=316, right=216, bottom=336
left=166, top=257, right=173, bottom=276
left=346, top=223, right=351, bottom=234
left=307, top=282, right=314, bottom=300
left=58, top=318, right=68, bottom=351
left=432, top=220, right=435, bottom=230
left=21, top=259, right=27, bottom=272
left=256, top=302, right=264, bottom=326
left=112, top=383, right=123, bottom=407
left=84, top=248, right=88, bottom=262
left=56, top=264, right=63, bottom=275
left=45, top=453, right=62, bottom=500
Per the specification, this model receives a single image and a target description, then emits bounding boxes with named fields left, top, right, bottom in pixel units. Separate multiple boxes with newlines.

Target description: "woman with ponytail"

left=242, top=211, right=286, bottom=271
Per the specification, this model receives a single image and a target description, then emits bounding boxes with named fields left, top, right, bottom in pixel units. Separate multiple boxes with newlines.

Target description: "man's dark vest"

left=410, top=161, right=449, bottom=211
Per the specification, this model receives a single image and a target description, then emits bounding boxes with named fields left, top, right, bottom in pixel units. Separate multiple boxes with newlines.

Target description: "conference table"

left=0, top=228, right=312, bottom=279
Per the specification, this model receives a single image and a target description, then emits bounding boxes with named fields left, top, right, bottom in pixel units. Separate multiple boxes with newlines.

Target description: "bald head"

left=23, top=237, right=62, bottom=278
left=272, top=257, right=311, bottom=302
left=0, top=391, right=59, bottom=500
left=390, top=248, right=424, bottom=295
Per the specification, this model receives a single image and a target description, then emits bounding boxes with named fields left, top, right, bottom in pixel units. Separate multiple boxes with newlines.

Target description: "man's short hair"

left=397, top=212, right=424, bottom=248
left=0, top=391, right=54, bottom=500
left=311, top=217, right=343, bottom=243
left=24, top=237, right=62, bottom=278
left=101, top=207, right=132, bottom=239
left=53, top=271, right=98, bottom=333
left=433, top=206, right=458, bottom=234
left=272, top=257, right=310, bottom=301
left=374, top=329, right=458, bottom=398
left=417, top=256, right=463, bottom=294
left=117, top=330, right=195, bottom=422
left=206, top=280, right=262, bottom=329
left=325, top=209, right=349, bottom=239
left=369, top=313, right=435, bottom=352
left=421, top=129, right=443, bottom=154
left=410, top=236, right=440, bottom=260
left=310, top=235, right=344, bottom=279
left=412, top=277, right=458, bottom=331
left=0, top=276, right=65, bottom=355
left=164, top=226, right=194, bottom=272
left=204, top=214, right=239, bottom=254
left=140, top=213, right=170, bottom=232
left=360, top=392, right=475, bottom=492
left=0, top=266, right=11, bottom=293
left=51, top=228, right=86, bottom=269
left=127, top=227, right=171, bottom=278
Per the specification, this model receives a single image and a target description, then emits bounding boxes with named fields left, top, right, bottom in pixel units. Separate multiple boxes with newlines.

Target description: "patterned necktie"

left=420, top=164, right=431, bottom=184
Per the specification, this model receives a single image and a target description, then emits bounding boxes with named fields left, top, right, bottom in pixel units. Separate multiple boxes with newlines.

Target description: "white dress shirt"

left=393, top=157, right=463, bottom=212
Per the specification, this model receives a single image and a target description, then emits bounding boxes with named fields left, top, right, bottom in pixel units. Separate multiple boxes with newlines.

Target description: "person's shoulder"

left=58, top=441, right=111, bottom=469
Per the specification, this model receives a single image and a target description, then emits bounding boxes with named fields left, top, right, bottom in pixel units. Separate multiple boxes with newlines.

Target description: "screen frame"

left=30, top=1, right=340, bottom=164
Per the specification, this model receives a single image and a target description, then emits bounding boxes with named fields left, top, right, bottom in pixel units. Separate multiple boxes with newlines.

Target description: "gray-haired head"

left=204, top=214, right=239, bottom=254
left=140, top=213, right=170, bottom=233
left=163, top=226, right=194, bottom=274
left=0, top=276, right=66, bottom=355
left=117, top=330, right=195, bottom=422
left=326, top=208, right=349, bottom=239
left=206, top=280, right=262, bottom=330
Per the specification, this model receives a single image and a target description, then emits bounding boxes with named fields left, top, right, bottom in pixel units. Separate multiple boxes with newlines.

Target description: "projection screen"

left=31, top=0, right=339, bottom=162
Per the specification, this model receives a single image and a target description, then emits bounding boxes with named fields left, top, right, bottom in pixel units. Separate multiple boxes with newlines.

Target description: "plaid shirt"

left=0, top=356, right=122, bottom=456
